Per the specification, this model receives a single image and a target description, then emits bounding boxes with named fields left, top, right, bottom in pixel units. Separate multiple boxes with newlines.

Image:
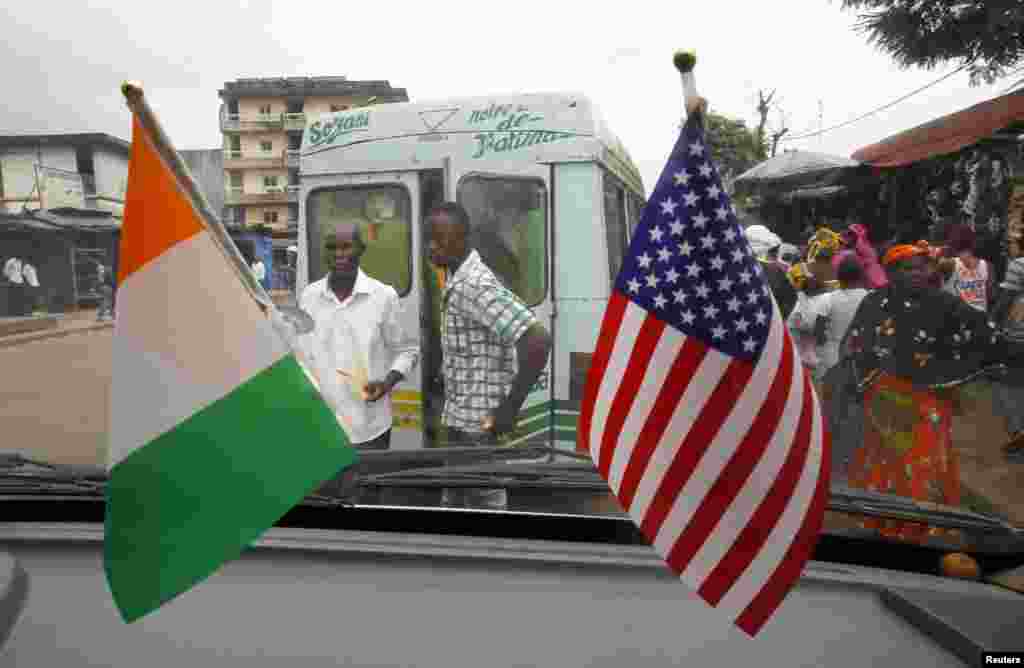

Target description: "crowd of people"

left=745, top=220, right=1024, bottom=539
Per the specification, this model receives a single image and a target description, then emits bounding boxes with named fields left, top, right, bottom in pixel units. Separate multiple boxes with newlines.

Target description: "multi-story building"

left=0, top=133, right=129, bottom=218
left=217, top=76, right=408, bottom=234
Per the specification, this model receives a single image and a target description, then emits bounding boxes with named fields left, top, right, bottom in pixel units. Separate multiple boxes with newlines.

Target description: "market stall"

left=734, top=150, right=876, bottom=244
left=851, top=89, right=1024, bottom=279
left=0, top=207, right=120, bottom=316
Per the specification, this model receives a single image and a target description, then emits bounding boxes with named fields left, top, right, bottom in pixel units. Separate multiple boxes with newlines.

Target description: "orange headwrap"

left=882, top=240, right=931, bottom=266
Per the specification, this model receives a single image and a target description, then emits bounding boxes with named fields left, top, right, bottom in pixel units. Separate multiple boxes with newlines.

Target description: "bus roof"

left=299, top=92, right=645, bottom=195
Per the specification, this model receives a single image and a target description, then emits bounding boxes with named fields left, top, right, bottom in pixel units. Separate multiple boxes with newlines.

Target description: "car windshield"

left=3, top=5, right=1024, bottom=563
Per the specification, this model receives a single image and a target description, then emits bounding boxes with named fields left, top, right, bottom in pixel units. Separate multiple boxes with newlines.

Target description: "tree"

left=703, top=110, right=766, bottom=189
left=754, top=89, right=777, bottom=161
left=838, top=0, right=1024, bottom=86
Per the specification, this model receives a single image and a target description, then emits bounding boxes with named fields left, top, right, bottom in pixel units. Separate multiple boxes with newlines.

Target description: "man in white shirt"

left=4, top=257, right=25, bottom=317
left=21, top=262, right=39, bottom=288
left=21, top=260, right=40, bottom=315
left=3, top=257, right=23, bottom=285
left=299, top=223, right=419, bottom=450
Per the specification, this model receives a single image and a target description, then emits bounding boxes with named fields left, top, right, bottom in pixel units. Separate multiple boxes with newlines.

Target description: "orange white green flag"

left=104, top=82, right=357, bottom=623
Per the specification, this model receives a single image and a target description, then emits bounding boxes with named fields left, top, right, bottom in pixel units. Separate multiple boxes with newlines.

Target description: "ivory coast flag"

left=105, top=85, right=357, bottom=623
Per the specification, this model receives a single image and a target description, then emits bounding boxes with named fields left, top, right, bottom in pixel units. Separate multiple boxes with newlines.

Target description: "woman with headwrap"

left=787, top=227, right=844, bottom=379
left=839, top=223, right=887, bottom=289
left=834, top=240, right=1017, bottom=539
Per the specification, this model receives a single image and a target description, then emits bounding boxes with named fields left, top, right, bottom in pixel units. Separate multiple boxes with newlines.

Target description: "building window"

left=229, top=172, right=242, bottom=188
left=263, top=175, right=279, bottom=190
left=259, top=104, right=272, bottom=115
left=330, top=104, right=348, bottom=112
left=457, top=175, right=548, bottom=307
left=306, top=185, right=413, bottom=297
left=264, top=210, right=279, bottom=224
left=260, top=140, right=273, bottom=153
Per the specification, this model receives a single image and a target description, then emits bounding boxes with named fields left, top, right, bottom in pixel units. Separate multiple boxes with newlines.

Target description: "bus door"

left=304, top=171, right=425, bottom=451
left=447, top=163, right=554, bottom=448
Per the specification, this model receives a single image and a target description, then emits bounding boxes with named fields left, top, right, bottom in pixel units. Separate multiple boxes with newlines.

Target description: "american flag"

left=579, top=113, right=831, bottom=637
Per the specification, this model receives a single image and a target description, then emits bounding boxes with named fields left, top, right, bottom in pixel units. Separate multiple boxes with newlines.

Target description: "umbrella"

left=734, top=150, right=860, bottom=185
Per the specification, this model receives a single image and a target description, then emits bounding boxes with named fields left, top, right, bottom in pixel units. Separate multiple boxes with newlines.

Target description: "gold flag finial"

left=121, top=81, right=144, bottom=100
left=672, top=50, right=697, bottom=74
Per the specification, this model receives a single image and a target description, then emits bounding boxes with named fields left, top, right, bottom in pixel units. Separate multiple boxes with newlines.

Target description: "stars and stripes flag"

left=578, top=112, right=831, bottom=636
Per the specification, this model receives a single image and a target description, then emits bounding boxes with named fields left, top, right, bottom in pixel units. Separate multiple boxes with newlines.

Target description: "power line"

left=779, top=63, right=970, bottom=143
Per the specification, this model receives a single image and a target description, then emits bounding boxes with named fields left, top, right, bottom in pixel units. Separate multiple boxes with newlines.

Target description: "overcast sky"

left=1, top=0, right=1018, bottom=192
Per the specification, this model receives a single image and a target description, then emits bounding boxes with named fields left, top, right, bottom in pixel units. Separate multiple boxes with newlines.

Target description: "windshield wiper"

left=0, top=452, right=107, bottom=496
left=359, top=461, right=1022, bottom=537
left=2, top=449, right=1019, bottom=539
left=828, top=483, right=1019, bottom=536
left=362, top=461, right=609, bottom=490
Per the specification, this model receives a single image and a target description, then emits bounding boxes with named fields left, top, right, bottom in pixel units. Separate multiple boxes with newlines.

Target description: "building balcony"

left=223, top=150, right=285, bottom=170
left=283, top=113, right=306, bottom=132
left=220, top=112, right=285, bottom=133
left=224, top=187, right=290, bottom=206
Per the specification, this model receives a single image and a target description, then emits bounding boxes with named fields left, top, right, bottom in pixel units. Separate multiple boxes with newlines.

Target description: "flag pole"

left=673, top=50, right=706, bottom=123
left=120, top=81, right=273, bottom=314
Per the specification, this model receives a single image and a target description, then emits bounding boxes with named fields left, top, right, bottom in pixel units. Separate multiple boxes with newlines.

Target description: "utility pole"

left=770, top=107, right=789, bottom=157
left=817, top=99, right=824, bottom=148
left=770, top=128, right=789, bottom=157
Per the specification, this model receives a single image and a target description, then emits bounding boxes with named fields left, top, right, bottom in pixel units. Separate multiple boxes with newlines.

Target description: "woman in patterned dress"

left=837, top=241, right=1016, bottom=539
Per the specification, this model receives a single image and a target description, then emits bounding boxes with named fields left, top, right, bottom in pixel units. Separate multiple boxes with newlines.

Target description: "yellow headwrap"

left=806, top=227, right=844, bottom=263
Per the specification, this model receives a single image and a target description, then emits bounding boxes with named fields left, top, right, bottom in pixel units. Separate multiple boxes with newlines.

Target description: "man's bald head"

left=328, top=222, right=366, bottom=248
left=325, top=222, right=367, bottom=282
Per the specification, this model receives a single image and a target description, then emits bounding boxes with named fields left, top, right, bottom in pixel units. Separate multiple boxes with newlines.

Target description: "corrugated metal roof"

left=0, top=209, right=120, bottom=232
left=0, top=133, right=129, bottom=155
left=735, top=151, right=860, bottom=183
left=852, top=89, right=1024, bottom=167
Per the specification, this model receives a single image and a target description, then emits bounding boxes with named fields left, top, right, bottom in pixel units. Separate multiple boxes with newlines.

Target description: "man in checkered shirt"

left=426, top=202, right=552, bottom=446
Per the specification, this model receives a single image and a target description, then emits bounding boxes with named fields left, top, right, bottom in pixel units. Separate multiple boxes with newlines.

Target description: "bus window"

left=457, top=175, right=547, bottom=307
left=305, top=185, right=412, bottom=296
left=627, top=194, right=644, bottom=240
left=603, top=175, right=628, bottom=287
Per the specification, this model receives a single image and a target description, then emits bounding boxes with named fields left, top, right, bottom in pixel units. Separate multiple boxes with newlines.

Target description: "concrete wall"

left=91, top=147, right=128, bottom=217
left=92, top=148, right=127, bottom=200
left=0, top=145, right=78, bottom=213
left=181, top=149, right=225, bottom=214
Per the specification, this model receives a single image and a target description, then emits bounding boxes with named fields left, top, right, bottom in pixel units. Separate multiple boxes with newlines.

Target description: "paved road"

left=0, top=327, right=112, bottom=468
left=1, top=325, right=1021, bottom=527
